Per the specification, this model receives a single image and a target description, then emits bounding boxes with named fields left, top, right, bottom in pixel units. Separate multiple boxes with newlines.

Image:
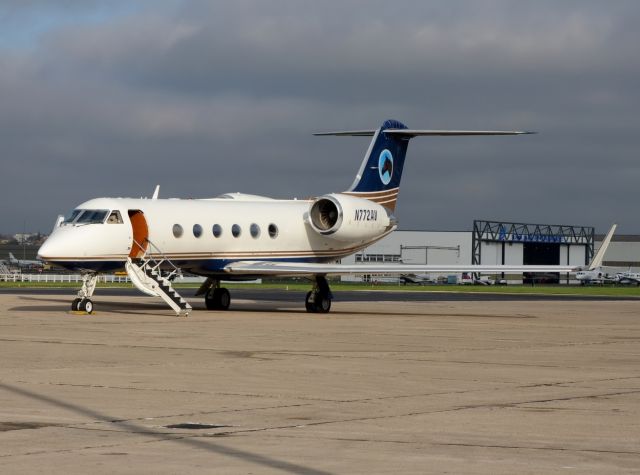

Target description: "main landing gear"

left=205, top=287, right=231, bottom=310
left=196, top=276, right=333, bottom=313
left=197, top=278, right=231, bottom=311
left=71, top=274, right=98, bottom=314
left=305, top=275, right=333, bottom=314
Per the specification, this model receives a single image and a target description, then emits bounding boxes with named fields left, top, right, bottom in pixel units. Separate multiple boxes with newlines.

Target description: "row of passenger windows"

left=173, top=223, right=279, bottom=239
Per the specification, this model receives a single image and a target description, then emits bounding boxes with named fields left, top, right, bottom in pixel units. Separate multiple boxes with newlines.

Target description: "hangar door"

left=523, top=243, right=560, bottom=284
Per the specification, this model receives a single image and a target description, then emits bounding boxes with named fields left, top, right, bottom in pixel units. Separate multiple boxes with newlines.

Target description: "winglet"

left=589, top=224, right=617, bottom=270
left=151, top=185, right=160, bottom=200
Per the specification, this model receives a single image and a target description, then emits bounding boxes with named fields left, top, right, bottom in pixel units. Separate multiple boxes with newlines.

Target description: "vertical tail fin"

left=342, top=119, right=409, bottom=211
left=589, top=224, right=617, bottom=270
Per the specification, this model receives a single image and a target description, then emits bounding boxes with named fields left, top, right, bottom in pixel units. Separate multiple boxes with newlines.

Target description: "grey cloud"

left=1, top=0, right=639, bottom=234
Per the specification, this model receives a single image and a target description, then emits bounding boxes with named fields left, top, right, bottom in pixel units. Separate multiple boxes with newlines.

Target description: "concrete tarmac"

left=0, top=292, right=639, bottom=474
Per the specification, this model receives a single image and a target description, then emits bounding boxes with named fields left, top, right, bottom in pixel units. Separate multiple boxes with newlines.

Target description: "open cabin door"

left=128, top=210, right=149, bottom=259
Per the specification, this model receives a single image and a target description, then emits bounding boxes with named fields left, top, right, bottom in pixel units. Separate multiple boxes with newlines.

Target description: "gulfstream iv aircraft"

left=38, top=119, right=601, bottom=315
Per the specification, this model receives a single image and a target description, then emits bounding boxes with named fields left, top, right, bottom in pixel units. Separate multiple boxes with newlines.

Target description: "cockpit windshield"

left=61, top=209, right=112, bottom=225
left=75, top=209, right=110, bottom=224
left=62, top=209, right=83, bottom=224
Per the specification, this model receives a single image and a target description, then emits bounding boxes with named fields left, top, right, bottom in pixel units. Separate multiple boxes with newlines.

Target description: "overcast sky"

left=1, top=1, right=639, bottom=235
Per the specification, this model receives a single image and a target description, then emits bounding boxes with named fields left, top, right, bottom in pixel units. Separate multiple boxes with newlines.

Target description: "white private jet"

left=38, top=119, right=605, bottom=315
left=8, top=252, right=45, bottom=269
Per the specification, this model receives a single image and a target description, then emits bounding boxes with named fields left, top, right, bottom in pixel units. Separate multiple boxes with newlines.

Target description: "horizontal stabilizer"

left=314, top=130, right=377, bottom=136
left=386, top=130, right=534, bottom=137
left=314, top=129, right=534, bottom=137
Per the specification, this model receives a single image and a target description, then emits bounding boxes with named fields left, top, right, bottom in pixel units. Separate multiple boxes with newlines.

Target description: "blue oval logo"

left=378, top=149, right=393, bottom=185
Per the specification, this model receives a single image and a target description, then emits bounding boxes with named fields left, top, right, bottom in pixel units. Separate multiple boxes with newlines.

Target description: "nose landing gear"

left=71, top=274, right=98, bottom=314
left=72, top=298, right=93, bottom=313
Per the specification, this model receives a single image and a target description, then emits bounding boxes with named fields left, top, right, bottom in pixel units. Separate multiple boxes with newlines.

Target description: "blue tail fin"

left=343, top=119, right=410, bottom=211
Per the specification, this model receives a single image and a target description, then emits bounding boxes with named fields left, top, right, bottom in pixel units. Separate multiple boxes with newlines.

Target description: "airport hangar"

left=340, top=220, right=640, bottom=284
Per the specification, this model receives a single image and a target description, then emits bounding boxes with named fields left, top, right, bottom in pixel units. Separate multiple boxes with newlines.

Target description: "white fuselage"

left=575, top=268, right=609, bottom=283
left=8, top=256, right=44, bottom=268
left=38, top=194, right=395, bottom=275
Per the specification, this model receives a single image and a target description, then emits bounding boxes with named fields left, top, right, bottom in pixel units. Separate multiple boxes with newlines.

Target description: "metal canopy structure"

left=472, top=220, right=595, bottom=267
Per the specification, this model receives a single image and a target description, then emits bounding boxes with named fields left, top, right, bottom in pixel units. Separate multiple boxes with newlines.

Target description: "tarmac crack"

left=2, top=335, right=639, bottom=380
left=432, top=442, right=640, bottom=456
left=259, top=434, right=640, bottom=455
left=12, top=380, right=214, bottom=395
left=23, top=401, right=315, bottom=432
left=10, top=374, right=639, bottom=409
left=503, top=389, right=640, bottom=406
left=0, top=441, right=158, bottom=459
left=191, top=388, right=640, bottom=438
left=7, top=379, right=341, bottom=402
left=518, top=375, right=640, bottom=389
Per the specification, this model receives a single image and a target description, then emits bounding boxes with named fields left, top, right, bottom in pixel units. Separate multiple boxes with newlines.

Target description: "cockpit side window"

left=75, top=209, right=109, bottom=224
left=63, top=209, right=83, bottom=224
left=107, top=210, right=123, bottom=224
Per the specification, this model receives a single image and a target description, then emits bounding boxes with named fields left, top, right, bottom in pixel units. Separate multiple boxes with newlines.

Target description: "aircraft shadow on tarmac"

left=8, top=299, right=536, bottom=319
left=6, top=294, right=549, bottom=320
left=9, top=295, right=323, bottom=316
left=8, top=294, right=339, bottom=316
left=9, top=295, right=524, bottom=318
left=8, top=291, right=627, bottom=318
left=11, top=296, right=185, bottom=316
left=0, top=382, right=334, bottom=475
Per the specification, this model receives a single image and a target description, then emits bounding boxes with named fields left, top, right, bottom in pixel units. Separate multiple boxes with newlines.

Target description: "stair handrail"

left=132, top=237, right=182, bottom=280
left=0, top=261, right=10, bottom=274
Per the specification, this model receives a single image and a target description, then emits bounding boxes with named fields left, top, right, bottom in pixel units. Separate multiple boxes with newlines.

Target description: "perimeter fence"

left=0, top=273, right=131, bottom=283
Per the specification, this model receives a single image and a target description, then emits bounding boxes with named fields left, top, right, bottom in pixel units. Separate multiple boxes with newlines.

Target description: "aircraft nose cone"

left=37, top=240, right=53, bottom=261
left=37, top=234, right=65, bottom=261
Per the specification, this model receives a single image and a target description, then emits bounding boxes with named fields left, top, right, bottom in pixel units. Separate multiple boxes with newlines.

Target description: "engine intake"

left=307, top=194, right=395, bottom=242
left=309, top=196, right=342, bottom=234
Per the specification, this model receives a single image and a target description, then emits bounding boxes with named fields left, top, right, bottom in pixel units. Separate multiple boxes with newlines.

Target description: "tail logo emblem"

left=378, top=149, right=393, bottom=185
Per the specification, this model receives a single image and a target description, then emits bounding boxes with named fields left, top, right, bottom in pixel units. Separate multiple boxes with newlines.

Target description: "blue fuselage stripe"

left=50, top=256, right=337, bottom=275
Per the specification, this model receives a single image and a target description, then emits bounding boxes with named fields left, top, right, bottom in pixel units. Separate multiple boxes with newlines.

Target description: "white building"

left=340, top=221, right=640, bottom=284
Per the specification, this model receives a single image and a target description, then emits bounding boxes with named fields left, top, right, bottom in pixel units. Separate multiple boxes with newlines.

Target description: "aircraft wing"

left=224, top=261, right=576, bottom=276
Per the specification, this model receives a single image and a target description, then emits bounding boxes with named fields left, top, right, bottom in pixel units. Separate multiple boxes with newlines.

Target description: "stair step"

left=126, top=257, right=191, bottom=317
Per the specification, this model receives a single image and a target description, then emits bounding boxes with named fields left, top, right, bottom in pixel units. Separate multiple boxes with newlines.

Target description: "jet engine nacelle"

left=307, top=193, right=395, bottom=242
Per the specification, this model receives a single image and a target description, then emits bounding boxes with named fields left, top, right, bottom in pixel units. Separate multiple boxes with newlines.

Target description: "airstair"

left=0, top=261, right=10, bottom=275
left=125, top=239, right=192, bottom=316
